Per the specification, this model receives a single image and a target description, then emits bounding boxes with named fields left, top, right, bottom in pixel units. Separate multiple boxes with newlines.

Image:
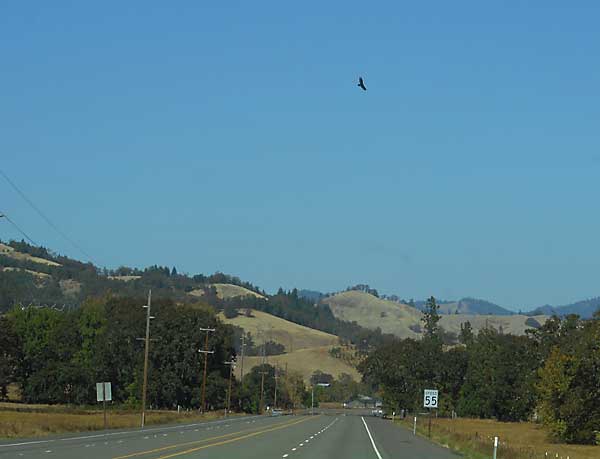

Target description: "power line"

left=0, top=211, right=37, bottom=246
left=0, top=168, right=94, bottom=263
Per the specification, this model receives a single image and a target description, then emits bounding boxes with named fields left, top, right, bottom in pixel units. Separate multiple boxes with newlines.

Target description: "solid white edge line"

left=361, top=416, right=383, bottom=459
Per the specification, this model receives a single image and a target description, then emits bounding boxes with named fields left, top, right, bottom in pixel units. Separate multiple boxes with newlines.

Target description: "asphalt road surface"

left=0, top=411, right=459, bottom=459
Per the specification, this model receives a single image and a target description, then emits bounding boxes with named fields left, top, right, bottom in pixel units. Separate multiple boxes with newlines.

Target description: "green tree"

left=458, top=329, right=537, bottom=421
left=422, top=296, right=441, bottom=340
left=536, top=316, right=600, bottom=444
left=0, top=316, right=19, bottom=400
left=459, top=321, right=474, bottom=346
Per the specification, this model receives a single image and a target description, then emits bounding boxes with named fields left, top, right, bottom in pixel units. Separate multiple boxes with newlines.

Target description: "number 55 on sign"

left=423, top=389, right=438, bottom=408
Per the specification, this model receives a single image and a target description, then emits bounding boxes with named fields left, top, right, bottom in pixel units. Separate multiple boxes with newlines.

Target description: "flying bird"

left=357, top=76, right=367, bottom=91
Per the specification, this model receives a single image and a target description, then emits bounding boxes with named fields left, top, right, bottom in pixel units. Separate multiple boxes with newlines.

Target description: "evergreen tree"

left=459, top=321, right=474, bottom=346
left=422, top=296, right=441, bottom=340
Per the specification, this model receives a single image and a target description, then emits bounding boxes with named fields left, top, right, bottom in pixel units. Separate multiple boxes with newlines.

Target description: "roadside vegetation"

left=0, top=406, right=225, bottom=438
left=361, top=297, right=600, bottom=445
left=399, top=416, right=599, bottom=459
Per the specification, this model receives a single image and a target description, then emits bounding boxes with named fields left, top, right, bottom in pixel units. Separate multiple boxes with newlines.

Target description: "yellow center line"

left=112, top=416, right=317, bottom=459
left=153, top=416, right=317, bottom=459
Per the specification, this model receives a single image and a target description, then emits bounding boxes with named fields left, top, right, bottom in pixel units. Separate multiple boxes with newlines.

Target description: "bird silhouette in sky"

left=357, top=76, right=367, bottom=91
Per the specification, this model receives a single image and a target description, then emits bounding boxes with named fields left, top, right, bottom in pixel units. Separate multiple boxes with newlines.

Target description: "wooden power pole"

left=198, top=327, right=215, bottom=413
left=239, top=333, right=246, bottom=381
left=138, top=290, right=153, bottom=428
left=224, top=359, right=235, bottom=417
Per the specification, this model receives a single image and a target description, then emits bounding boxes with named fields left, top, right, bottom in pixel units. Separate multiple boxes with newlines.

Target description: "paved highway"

left=0, top=411, right=459, bottom=459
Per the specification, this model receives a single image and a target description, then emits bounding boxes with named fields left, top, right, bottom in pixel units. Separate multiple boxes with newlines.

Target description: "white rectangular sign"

left=96, top=382, right=112, bottom=402
left=423, top=389, right=438, bottom=408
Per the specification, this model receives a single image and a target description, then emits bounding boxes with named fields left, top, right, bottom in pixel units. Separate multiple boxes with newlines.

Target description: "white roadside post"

left=413, top=416, right=417, bottom=435
left=493, top=436, right=498, bottom=459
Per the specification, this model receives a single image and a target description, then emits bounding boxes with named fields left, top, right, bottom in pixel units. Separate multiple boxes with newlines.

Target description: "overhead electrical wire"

left=0, top=168, right=94, bottom=263
left=0, top=211, right=37, bottom=246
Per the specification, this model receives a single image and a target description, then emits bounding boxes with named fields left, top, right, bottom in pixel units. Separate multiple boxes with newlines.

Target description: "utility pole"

left=273, top=367, right=279, bottom=409
left=224, top=360, right=235, bottom=417
left=258, top=337, right=267, bottom=414
left=239, top=333, right=246, bottom=381
left=198, top=327, right=215, bottom=413
left=259, top=368, right=267, bottom=414
left=311, top=385, right=314, bottom=415
left=137, top=290, right=154, bottom=428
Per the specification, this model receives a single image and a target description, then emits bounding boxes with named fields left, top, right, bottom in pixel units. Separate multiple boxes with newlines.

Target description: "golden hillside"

left=0, top=243, right=60, bottom=267
left=189, top=283, right=265, bottom=300
left=220, top=309, right=358, bottom=383
left=439, top=314, right=548, bottom=336
left=323, top=290, right=548, bottom=338
left=323, top=290, right=422, bottom=338
left=242, top=346, right=360, bottom=384
left=219, top=309, right=338, bottom=351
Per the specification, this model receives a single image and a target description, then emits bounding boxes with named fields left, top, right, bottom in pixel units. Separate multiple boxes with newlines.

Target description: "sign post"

left=423, top=389, right=438, bottom=438
left=96, top=382, right=112, bottom=430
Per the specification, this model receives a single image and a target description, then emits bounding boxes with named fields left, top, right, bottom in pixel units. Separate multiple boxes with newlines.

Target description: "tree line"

left=1, top=240, right=393, bottom=353
left=0, top=295, right=323, bottom=414
left=360, top=297, right=600, bottom=444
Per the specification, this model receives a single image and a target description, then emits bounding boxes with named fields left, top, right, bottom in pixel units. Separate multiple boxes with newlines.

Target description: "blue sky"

left=2, top=2, right=599, bottom=309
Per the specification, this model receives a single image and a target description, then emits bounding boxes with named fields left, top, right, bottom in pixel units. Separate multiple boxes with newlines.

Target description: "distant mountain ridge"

left=322, top=290, right=548, bottom=339
left=527, top=297, right=600, bottom=319
left=444, top=297, right=515, bottom=316
left=302, top=286, right=600, bottom=319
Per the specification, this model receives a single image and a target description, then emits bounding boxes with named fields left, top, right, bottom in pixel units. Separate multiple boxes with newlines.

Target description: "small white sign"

left=423, top=389, right=438, bottom=408
left=96, top=382, right=112, bottom=402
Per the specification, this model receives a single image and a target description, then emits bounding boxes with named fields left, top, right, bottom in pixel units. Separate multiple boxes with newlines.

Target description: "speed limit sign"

left=423, top=389, right=438, bottom=408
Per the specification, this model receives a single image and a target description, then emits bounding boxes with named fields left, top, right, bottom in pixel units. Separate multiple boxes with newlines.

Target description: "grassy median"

left=397, top=416, right=599, bottom=459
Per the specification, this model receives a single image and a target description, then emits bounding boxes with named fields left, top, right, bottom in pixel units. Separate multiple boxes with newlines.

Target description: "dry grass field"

left=0, top=408, right=226, bottom=438
left=219, top=309, right=338, bottom=351
left=0, top=243, right=61, bottom=267
left=1, top=267, right=51, bottom=279
left=188, top=283, right=265, bottom=300
left=324, top=291, right=548, bottom=339
left=107, top=275, right=141, bottom=282
left=323, top=291, right=421, bottom=338
left=6, top=384, right=21, bottom=402
left=401, top=416, right=599, bottom=459
left=243, top=346, right=360, bottom=384
left=219, top=309, right=358, bottom=383
left=439, top=313, right=549, bottom=336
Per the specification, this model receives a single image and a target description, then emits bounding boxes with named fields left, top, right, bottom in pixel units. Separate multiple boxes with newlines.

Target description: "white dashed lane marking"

left=279, top=416, right=339, bottom=457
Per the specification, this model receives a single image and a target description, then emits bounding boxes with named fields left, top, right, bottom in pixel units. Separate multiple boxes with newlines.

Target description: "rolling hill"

left=218, top=309, right=338, bottom=351
left=438, top=297, right=514, bottom=315
left=323, top=291, right=548, bottom=338
left=219, top=309, right=358, bottom=383
left=0, top=243, right=60, bottom=267
left=189, top=283, right=265, bottom=300
left=242, top=346, right=361, bottom=384
left=527, top=298, right=600, bottom=319
left=322, top=290, right=422, bottom=338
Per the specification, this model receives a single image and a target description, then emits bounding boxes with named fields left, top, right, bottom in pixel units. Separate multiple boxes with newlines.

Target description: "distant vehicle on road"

left=271, top=409, right=284, bottom=416
left=371, top=408, right=383, bottom=417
